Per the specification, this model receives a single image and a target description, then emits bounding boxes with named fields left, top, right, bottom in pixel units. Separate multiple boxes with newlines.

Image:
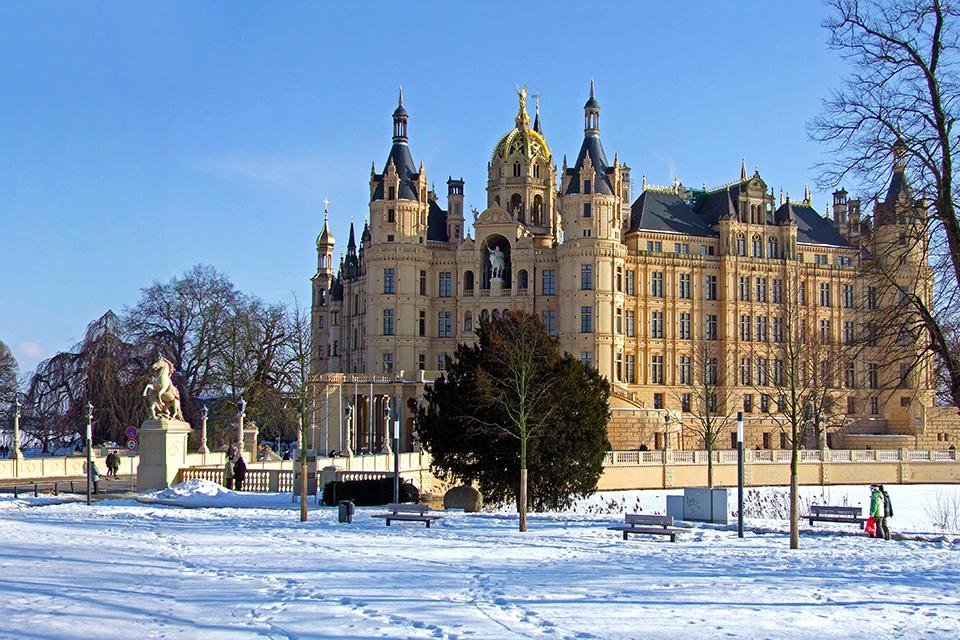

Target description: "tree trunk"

left=789, top=448, right=799, bottom=550
left=299, top=416, right=308, bottom=523
left=706, top=441, right=714, bottom=488
left=518, top=467, right=528, bottom=532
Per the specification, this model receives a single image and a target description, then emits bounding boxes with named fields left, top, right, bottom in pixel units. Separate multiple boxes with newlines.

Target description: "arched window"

left=513, top=162, right=521, bottom=177
left=464, top=270, right=475, bottom=293
left=752, top=234, right=762, bottom=257
left=533, top=163, right=540, bottom=178
left=481, top=309, right=490, bottom=323
left=510, top=193, right=523, bottom=222
left=518, top=269, right=529, bottom=290
left=464, top=312, right=473, bottom=332
left=736, top=234, right=746, bottom=256
left=493, top=309, right=501, bottom=320
left=767, top=236, right=779, bottom=259
left=533, top=194, right=543, bottom=225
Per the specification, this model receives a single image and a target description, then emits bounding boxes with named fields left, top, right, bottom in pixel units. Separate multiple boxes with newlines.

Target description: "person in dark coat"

left=878, top=484, right=893, bottom=540
left=233, top=455, right=247, bottom=491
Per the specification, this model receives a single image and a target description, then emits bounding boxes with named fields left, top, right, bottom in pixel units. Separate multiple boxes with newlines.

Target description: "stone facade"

left=310, top=85, right=960, bottom=455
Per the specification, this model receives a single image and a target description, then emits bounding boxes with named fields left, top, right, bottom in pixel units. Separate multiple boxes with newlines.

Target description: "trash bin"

left=338, top=500, right=355, bottom=523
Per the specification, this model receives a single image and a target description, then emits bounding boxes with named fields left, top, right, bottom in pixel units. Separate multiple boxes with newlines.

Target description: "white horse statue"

left=143, top=356, right=184, bottom=421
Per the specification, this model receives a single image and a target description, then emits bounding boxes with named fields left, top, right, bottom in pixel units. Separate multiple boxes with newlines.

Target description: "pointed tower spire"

left=532, top=91, right=542, bottom=133
left=316, top=197, right=335, bottom=247
left=392, top=86, right=409, bottom=142
left=803, top=184, right=812, bottom=203
left=740, top=157, right=747, bottom=181
left=346, top=220, right=357, bottom=253
left=584, top=79, right=600, bottom=133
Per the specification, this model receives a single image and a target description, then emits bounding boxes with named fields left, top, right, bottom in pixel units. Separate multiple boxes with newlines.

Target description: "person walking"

left=223, top=456, right=235, bottom=490
left=105, top=451, right=116, bottom=477
left=233, top=455, right=247, bottom=492
left=878, top=484, right=893, bottom=540
left=869, top=484, right=885, bottom=539
left=84, top=459, right=101, bottom=494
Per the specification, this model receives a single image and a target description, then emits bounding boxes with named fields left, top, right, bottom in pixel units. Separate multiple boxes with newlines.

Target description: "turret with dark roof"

left=370, top=89, right=420, bottom=202
left=565, top=81, right=614, bottom=196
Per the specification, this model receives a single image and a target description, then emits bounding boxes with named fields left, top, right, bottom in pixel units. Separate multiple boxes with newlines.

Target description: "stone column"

left=237, top=398, right=246, bottom=452
left=344, top=404, right=354, bottom=457
left=137, top=418, right=192, bottom=491
left=198, top=405, right=210, bottom=454
left=242, top=421, right=259, bottom=461
left=11, top=396, right=23, bottom=459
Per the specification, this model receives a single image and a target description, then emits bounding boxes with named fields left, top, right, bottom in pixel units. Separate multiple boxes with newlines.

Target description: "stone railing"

left=603, top=449, right=959, bottom=466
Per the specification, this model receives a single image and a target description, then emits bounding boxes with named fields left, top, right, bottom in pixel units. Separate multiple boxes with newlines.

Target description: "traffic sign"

left=125, top=426, right=139, bottom=439
left=126, top=438, right=138, bottom=451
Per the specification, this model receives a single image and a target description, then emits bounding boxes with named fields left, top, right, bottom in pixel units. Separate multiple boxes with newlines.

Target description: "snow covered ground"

left=1, top=482, right=959, bottom=639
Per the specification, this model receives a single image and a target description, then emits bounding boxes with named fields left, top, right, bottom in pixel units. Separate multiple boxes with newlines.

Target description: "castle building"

left=310, top=85, right=957, bottom=455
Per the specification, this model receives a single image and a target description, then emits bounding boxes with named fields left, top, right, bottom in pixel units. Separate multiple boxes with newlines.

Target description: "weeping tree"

left=417, top=311, right=609, bottom=532
left=0, top=340, right=17, bottom=428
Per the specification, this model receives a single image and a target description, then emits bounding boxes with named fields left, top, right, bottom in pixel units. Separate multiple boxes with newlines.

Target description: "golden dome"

left=491, top=85, right=552, bottom=164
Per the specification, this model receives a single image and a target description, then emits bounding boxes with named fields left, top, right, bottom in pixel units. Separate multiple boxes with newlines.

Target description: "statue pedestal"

left=490, top=277, right=504, bottom=296
left=242, top=425, right=259, bottom=461
left=137, top=418, right=192, bottom=492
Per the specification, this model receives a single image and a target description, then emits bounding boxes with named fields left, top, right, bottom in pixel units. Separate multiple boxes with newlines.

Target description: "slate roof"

left=427, top=200, right=449, bottom=242
left=884, top=168, right=912, bottom=206
left=776, top=202, right=850, bottom=246
left=565, top=133, right=614, bottom=195
left=626, top=185, right=851, bottom=248
left=628, top=190, right=717, bottom=236
left=371, top=142, right=419, bottom=201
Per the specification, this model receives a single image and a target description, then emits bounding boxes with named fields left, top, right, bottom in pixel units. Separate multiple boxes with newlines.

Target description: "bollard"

left=13, top=485, right=18, bottom=499
left=54, top=482, right=58, bottom=496
left=34, top=483, right=38, bottom=497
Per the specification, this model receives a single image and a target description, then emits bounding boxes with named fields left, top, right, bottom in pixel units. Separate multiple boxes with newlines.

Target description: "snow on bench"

left=804, top=505, right=867, bottom=528
left=372, top=503, right=444, bottom=528
left=608, top=513, right=684, bottom=542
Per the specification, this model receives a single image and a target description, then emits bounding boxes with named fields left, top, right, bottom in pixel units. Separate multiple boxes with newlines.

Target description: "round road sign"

left=126, top=438, right=138, bottom=451
left=125, top=426, right=139, bottom=439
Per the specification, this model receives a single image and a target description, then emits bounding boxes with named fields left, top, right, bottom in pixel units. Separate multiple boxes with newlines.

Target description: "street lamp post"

left=85, top=402, right=93, bottom=506
left=382, top=395, right=392, bottom=456
left=392, top=394, right=401, bottom=503
left=11, top=394, right=23, bottom=459
left=298, top=401, right=307, bottom=522
left=199, top=405, right=209, bottom=454
left=737, top=411, right=744, bottom=538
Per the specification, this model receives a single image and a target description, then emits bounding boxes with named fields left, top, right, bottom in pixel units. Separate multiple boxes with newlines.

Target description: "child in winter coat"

left=233, top=456, right=247, bottom=492
left=869, top=485, right=888, bottom=539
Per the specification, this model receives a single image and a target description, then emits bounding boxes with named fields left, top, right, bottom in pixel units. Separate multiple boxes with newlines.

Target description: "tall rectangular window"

left=583, top=203, right=592, bottom=217
left=383, top=309, right=395, bottom=336
left=705, top=314, right=718, bottom=340
left=706, top=357, right=718, bottom=385
left=678, top=355, right=691, bottom=384
left=844, top=320, right=855, bottom=344
left=626, top=310, right=635, bottom=337
left=756, top=316, right=768, bottom=342
left=382, top=353, right=393, bottom=373
left=616, top=307, right=623, bottom=334
left=650, top=311, right=663, bottom=338
left=868, top=363, right=879, bottom=389
left=819, top=319, right=832, bottom=343
left=819, top=282, right=831, bottom=307
left=867, top=287, right=877, bottom=309
left=757, top=358, right=769, bottom=385
left=541, top=310, right=557, bottom=336
left=678, top=312, right=691, bottom=339
left=740, top=315, right=752, bottom=341
left=616, top=266, right=623, bottom=292
left=705, top=275, right=718, bottom=301
left=651, top=355, right=664, bottom=384
left=845, top=362, right=856, bottom=388
left=418, top=310, right=426, bottom=337
left=773, top=318, right=784, bottom=343
left=581, top=264, right=593, bottom=290
left=740, top=358, right=752, bottom=385
left=772, top=279, right=783, bottom=303
left=580, top=351, right=594, bottom=368
left=773, top=359, right=784, bottom=386
left=580, top=306, right=593, bottom=333
left=626, top=355, right=636, bottom=383
left=542, top=269, right=556, bottom=295
left=384, top=268, right=395, bottom=294
left=756, top=277, right=767, bottom=302
left=626, top=270, right=636, bottom=295
left=678, top=273, right=691, bottom=299
left=438, top=272, right=453, bottom=297
left=437, top=311, right=452, bottom=338
left=651, top=272, right=663, bottom=297
left=419, top=270, right=427, bottom=295
left=843, top=284, right=854, bottom=308
left=739, top=276, right=751, bottom=302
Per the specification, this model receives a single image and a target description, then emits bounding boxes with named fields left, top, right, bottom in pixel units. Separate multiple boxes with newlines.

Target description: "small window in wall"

left=584, top=179, right=592, bottom=194
left=762, top=432, right=771, bottom=449
left=387, top=208, right=395, bottom=223
left=653, top=393, right=664, bottom=409
left=583, top=203, right=592, bottom=217
left=730, top=432, right=738, bottom=449
left=779, top=432, right=787, bottom=449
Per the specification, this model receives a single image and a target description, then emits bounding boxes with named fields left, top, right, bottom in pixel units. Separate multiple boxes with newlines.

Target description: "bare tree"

left=671, top=338, right=738, bottom=487
left=0, top=340, right=17, bottom=425
left=812, top=0, right=960, bottom=406
left=124, top=264, right=240, bottom=426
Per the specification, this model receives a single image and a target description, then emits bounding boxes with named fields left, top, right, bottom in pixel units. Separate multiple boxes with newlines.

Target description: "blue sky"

left=1, top=1, right=847, bottom=375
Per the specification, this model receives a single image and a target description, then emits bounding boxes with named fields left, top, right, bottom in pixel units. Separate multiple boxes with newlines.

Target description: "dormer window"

left=584, top=179, right=592, bottom=194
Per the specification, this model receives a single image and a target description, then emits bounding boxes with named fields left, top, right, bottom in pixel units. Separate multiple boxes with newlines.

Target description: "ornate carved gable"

left=475, top=206, right=513, bottom=225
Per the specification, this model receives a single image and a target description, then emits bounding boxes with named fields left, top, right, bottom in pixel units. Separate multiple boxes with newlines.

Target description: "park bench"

left=372, top=503, right=444, bottom=528
left=608, top=513, right=684, bottom=542
left=804, top=505, right=867, bottom=527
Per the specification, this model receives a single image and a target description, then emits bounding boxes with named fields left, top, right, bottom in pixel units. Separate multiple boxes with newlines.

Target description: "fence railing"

left=603, top=449, right=959, bottom=466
